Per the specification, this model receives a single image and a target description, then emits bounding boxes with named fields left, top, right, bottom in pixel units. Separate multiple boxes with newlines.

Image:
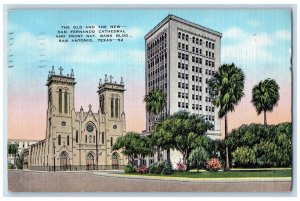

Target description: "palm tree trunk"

left=264, top=110, right=267, bottom=126
left=224, top=114, right=230, bottom=171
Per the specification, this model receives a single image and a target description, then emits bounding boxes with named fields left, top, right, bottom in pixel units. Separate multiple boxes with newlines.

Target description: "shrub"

left=8, top=163, right=14, bottom=169
left=124, top=164, right=136, bottom=173
left=189, top=147, right=209, bottom=172
left=175, top=162, right=187, bottom=172
left=254, top=140, right=278, bottom=167
left=136, top=165, right=148, bottom=174
left=149, top=162, right=161, bottom=174
left=149, top=161, right=173, bottom=174
left=162, top=163, right=174, bottom=175
left=225, top=123, right=292, bottom=168
left=232, top=146, right=256, bottom=167
left=206, top=158, right=222, bottom=172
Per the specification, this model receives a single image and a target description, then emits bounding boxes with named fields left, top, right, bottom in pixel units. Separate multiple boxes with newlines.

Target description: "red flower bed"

left=175, top=162, right=187, bottom=172
left=206, top=158, right=222, bottom=172
left=136, top=165, right=148, bottom=174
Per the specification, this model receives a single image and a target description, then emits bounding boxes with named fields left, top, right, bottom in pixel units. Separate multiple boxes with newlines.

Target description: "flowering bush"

left=206, top=158, right=222, bottom=172
left=175, top=162, right=187, bottom=172
left=136, top=165, right=148, bottom=174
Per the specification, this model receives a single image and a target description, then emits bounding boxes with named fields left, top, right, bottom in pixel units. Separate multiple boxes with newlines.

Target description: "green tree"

left=209, top=63, right=245, bottom=170
left=112, top=132, right=153, bottom=165
left=17, top=151, right=24, bottom=169
left=225, top=123, right=292, bottom=168
left=144, top=88, right=166, bottom=161
left=8, top=142, right=18, bottom=168
left=155, top=111, right=212, bottom=168
left=189, top=147, right=209, bottom=172
left=153, top=116, right=175, bottom=163
left=251, top=78, right=280, bottom=126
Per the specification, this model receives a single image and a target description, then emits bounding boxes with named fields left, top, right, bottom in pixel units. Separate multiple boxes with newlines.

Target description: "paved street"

left=8, top=170, right=292, bottom=192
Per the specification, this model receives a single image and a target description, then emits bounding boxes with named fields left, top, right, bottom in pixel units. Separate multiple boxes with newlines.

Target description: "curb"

left=93, top=172, right=292, bottom=183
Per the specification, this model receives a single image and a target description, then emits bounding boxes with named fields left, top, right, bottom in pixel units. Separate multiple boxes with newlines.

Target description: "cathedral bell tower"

left=97, top=74, right=126, bottom=155
left=45, top=66, right=76, bottom=139
left=97, top=74, right=125, bottom=119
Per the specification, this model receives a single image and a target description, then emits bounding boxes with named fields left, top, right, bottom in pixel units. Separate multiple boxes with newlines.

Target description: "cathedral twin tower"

left=26, top=66, right=127, bottom=170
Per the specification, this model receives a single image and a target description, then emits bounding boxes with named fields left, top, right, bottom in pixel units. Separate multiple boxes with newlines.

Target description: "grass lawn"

left=124, top=169, right=292, bottom=178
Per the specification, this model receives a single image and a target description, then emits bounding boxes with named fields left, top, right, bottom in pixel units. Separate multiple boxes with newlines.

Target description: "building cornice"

left=145, top=14, right=222, bottom=39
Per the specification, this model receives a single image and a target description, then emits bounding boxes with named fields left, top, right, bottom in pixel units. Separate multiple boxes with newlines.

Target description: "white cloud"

left=274, top=30, right=291, bottom=41
left=222, top=27, right=248, bottom=40
left=222, top=29, right=274, bottom=64
left=221, top=27, right=291, bottom=65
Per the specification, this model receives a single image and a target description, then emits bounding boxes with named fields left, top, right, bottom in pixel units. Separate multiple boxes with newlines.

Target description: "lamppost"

left=53, top=142, right=56, bottom=172
left=96, top=130, right=98, bottom=170
left=53, top=153, right=56, bottom=172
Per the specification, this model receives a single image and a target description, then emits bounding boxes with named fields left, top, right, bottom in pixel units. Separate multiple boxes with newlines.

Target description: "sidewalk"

left=93, top=171, right=292, bottom=183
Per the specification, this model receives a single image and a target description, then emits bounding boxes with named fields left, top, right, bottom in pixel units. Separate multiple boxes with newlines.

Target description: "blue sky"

left=7, top=9, right=292, bottom=139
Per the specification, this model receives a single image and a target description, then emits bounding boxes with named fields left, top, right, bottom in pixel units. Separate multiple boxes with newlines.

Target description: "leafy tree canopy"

left=112, top=132, right=153, bottom=164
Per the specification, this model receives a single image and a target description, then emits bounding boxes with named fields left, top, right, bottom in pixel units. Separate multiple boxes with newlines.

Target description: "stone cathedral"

left=24, top=67, right=127, bottom=170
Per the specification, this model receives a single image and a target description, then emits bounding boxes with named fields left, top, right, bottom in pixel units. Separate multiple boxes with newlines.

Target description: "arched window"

left=76, top=130, right=78, bottom=143
left=58, top=135, right=61, bottom=145
left=102, top=132, right=105, bottom=144
left=48, top=119, right=51, bottom=137
left=64, top=92, right=68, bottom=113
left=100, top=95, right=105, bottom=113
left=67, top=135, right=69, bottom=145
left=111, top=97, right=114, bottom=118
left=115, top=98, right=119, bottom=118
left=58, top=89, right=62, bottom=113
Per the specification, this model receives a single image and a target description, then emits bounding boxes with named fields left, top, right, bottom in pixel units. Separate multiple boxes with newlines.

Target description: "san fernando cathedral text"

left=23, top=67, right=127, bottom=170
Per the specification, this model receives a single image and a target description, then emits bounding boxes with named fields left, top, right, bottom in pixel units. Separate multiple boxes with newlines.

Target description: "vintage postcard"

left=5, top=7, right=293, bottom=193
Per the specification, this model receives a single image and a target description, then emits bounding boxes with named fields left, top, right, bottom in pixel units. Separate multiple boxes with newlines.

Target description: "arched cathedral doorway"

left=59, top=151, right=69, bottom=171
left=86, top=152, right=94, bottom=170
left=112, top=152, right=120, bottom=169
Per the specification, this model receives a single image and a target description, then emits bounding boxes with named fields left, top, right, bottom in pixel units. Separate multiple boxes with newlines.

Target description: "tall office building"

left=145, top=15, right=222, bottom=139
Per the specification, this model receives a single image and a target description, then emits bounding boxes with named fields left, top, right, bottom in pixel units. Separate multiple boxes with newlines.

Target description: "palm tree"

left=144, top=88, right=166, bottom=161
left=251, top=78, right=280, bottom=126
left=209, top=63, right=245, bottom=171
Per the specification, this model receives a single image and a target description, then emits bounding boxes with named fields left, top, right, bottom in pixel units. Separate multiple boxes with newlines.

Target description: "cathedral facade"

left=24, top=67, right=127, bottom=171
